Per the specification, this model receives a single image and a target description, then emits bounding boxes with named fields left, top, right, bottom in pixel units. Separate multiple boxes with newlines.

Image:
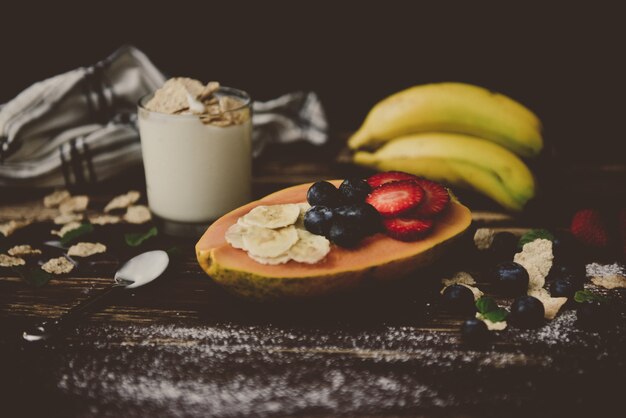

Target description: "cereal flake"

left=51, top=221, right=82, bottom=237
left=89, top=214, right=121, bottom=225
left=8, top=245, right=41, bottom=257
left=67, top=242, right=107, bottom=258
left=0, top=253, right=26, bottom=267
left=59, top=195, right=89, bottom=214
left=54, top=213, right=84, bottom=225
left=43, top=190, right=70, bottom=208
left=591, top=274, right=626, bottom=289
left=476, top=313, right=508, bottom=331
left=124, top=205, right=152, bottom=224
left=0, top=219, right=32, bottom=237
left=514, top=239, right=553, bottom=291
left=528, top=288, right=567, bottom=320
left=104, top=191, right=141, bottom=212
left=41, top=257, right=74, bottom=274
left=441, top=272, right=483, bottom=301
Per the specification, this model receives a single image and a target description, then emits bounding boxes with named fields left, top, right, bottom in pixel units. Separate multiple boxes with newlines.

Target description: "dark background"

left=1, top=2, right=623, bottom=162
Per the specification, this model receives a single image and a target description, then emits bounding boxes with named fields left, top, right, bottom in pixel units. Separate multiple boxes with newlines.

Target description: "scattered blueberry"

left=304, top=206, right=335, bottom=237
left=551, top=231, right=580, bottom=263
left=488, top=232, right=519, bottom=262
left=338, top=178, right=371, bottom=203
left=549, top=278, right=582, bottom=299
left=442, top=284, right=476, bottom=314
left=460, top=318, right=490, bottom=345
left=328, top=218, right=364, bottom=248
left=509, top=295, right=545, bottom=328
left=576, top=301, right=612, bottom=330
left=547, top=261, right=586, bottom=285
left=307, top=181, right=342, bottom=207
left=334, top=203, right=381, bottom=235
left=491, top=262, right=529, bottom=296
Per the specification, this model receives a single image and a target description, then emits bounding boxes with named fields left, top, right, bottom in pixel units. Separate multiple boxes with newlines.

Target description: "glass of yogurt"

left=138, top=78, right=252, bottom=236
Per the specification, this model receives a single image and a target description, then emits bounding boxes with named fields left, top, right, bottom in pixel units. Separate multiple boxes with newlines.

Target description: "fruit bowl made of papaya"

left=196, top=177, right=472, bottom=301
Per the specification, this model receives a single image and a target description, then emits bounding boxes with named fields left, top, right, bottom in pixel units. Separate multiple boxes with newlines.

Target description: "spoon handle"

left=23, top=284, right=124, bottom=342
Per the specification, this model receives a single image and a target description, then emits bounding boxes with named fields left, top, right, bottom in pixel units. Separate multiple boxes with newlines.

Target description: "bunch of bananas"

left=349, top=82, right=543, bottom=212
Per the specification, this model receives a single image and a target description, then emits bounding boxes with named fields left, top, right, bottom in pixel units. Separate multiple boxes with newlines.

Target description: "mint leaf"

left=482, top=307, right=509, bottom=322
left=60, top=223, right=94, bottom=247
left=125, top=226, right=158, bottom=247
left=518, top=229, right=555, bottom=249
left=574, top=290, right=607, bottom=303
left=476, top=296, right=498, bottom=314
left=13, top=266, right=53, bottom=287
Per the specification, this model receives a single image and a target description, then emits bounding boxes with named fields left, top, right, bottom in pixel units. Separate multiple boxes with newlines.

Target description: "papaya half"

left=196, top=181, right=472, bottom=300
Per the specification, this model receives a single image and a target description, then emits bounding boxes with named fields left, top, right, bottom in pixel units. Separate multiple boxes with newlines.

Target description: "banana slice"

left=225, top=223, right=256, bottom=249
left=248, top=253, right=291, bottom=265
left=242, top=225, right=298, bottom=258
left=242, top=204, right=301, bottom=229
left=295, top=202, right=311, bottom=229
left=288, top=229, right=331, bottom=264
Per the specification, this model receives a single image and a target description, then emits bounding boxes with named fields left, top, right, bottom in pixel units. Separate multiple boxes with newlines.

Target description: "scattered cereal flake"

left=528, top=288, right=567, bottom=320
left=8, top=245, right=41, bottom=257
left=476, top=313, right=508, bottom=331
left=54, top=212, right=83, bottom=225
left=145, top=77, right=205, bottom=114
left=41, top=257, right=74, bottom=274
left=200, top=81, right=220, bottom=99
left=104, top=191, right=141, bottom=213
left=591, top=274, right=626, bottom=289
left=59, top=196, right=89, bottom=214
left=89, top=214, right=121, bottom=225
left=51, top=221, right=82, bottom=237
left=0, top=219, right=32, bottom=237
left=514, top=239, right=553, bottom=291
left=442, top=271, right=476, bottom=287
left=43, top=190, right=70, bottom=208
left=441, top=272, right=483, bottom=301
left=473, top=228, right=495, bottom=250
left=0, top=253, right=26, bottom=267
left=67, top=242, right=107, bottom=258
left=124, top=205, right=152, bottom=224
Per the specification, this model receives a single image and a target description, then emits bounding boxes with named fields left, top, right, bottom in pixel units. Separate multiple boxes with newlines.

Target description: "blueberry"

left=491, top=262, right=529, bottom=296
left=547, top=262, right=586, bottom=285
left=552, top=231, right=580, bottom=263
left=307, top=181, right=342, bottom=207
left=338, top=178, right=371, bottom=203
left=304, top=206, right=335, bottom=237
left=328, top=218, right=364, bottom=248
left=442, top=284, right=476, bottom=314
left=509, top=295, right=545, bottom=328
left=549, top=278, right=582, bottom=299
left=488, top=232, right=519, bottom=263
left=461, top=318, right=490, bottom=345
left=334, top=203, right=381, bottom=235
left=576, top=301, right=612, bottom=330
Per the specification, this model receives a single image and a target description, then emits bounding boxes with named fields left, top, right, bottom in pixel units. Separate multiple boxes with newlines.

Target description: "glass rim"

left=137, top=85, right=252, bottom=117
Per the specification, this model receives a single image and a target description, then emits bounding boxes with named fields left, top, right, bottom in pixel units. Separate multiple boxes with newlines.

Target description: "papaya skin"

left=196, top=181, right=472, bottom=300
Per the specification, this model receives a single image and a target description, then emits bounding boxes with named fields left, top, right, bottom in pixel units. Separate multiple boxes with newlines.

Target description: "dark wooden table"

left=1, top=139, right=625, bottom=418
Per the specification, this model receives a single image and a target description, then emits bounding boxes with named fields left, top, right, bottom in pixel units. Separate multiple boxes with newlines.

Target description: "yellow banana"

left=349, top=82, right=543, bottom=158
left=353, top=133, right=535, bottom=211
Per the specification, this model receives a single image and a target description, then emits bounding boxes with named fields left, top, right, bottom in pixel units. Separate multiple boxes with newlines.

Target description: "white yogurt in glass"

left=137, top=87, right=252, bottom=226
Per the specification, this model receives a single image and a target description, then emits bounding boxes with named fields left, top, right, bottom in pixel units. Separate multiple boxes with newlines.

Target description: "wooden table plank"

left=1, top=139, right=626, bottom=417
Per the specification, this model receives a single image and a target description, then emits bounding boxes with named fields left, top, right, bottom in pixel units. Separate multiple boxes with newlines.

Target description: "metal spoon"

left=23, top=250, right=170, bottom=342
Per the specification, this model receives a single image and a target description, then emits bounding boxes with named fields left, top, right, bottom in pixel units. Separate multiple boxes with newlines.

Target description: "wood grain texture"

left=1, top=140, right=625, bottom=418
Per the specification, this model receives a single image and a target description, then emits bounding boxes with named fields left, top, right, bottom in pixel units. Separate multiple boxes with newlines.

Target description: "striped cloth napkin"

left=0, top=45, right=328, bottom=187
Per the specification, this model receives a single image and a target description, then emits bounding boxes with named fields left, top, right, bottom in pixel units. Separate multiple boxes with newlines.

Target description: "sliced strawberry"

left=383, top=217, right=434, bottom=241
left=411, top=178, right=451, bottom=217
left=570, top=209, right=609, bottom=248
left=366, top=171, right=417, bottom=189
left=366, top=180, right=424, bottom=217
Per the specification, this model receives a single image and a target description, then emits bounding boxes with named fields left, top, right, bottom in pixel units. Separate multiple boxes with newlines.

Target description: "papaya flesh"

left=195, top=181, right=472, bottom=300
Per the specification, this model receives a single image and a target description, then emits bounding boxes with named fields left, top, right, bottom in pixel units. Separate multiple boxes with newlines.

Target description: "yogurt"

left=138, top=80, right=252, bottom=224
